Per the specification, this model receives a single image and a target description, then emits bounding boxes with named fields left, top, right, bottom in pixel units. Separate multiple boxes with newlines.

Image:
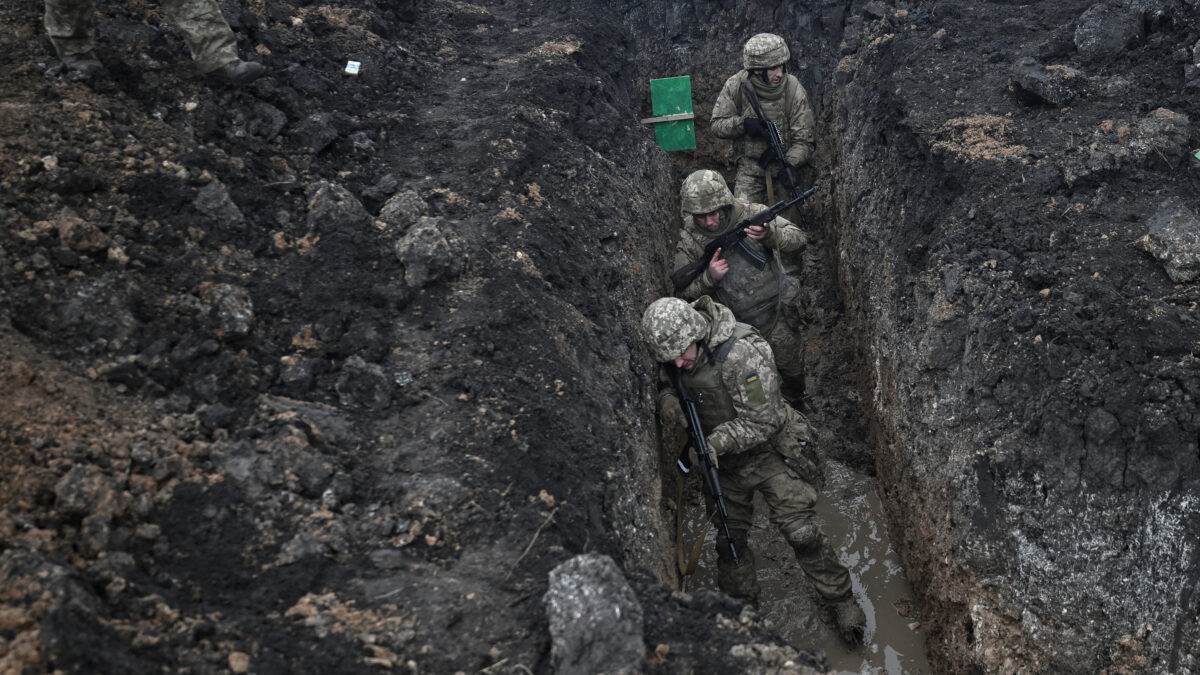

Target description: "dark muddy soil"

left=3, top=0, right=1200, bottom=673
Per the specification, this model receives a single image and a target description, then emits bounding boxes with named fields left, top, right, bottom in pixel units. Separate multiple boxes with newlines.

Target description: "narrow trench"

left=626, top=30, right=937, bottom=675
left=650, top=178, right=937, bottom=672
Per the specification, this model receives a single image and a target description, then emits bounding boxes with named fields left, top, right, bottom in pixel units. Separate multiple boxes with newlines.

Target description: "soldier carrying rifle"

left=641, top=296, right=867, bottom=645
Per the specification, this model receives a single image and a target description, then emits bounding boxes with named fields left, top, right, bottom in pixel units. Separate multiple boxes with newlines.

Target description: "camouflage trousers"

left=763, top=317, right=804, bottom=402
left=733, top=165, right=816, bottom=224
left=44, top=0, right=238, bottom=72
left=732, top=169, right=770, bottom=206
left=707, top=437, right=851, bottom=605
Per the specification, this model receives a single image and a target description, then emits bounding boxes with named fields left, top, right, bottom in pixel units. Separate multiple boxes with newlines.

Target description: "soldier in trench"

left=43, top=0, right=266, bottom=84
left=711, top=33, right=816, bottom=204
left=641, top=295, right=867, bottom=645
left=673, top=169, right=809, bottom=406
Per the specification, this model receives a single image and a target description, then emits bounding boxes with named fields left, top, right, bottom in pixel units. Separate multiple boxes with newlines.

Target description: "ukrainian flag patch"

left=743, top=371, right=766, bottom=407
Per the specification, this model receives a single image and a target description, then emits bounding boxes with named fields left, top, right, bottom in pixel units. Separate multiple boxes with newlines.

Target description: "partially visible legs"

left=764, top=319, right=805, bottom=407
left=44, top=0, right=95, bottom=57
left=706, top=452, right=866, bottom=644
left=760, top=459, right=866, bottom=644
left=44, top=0, right=105, bottom=78
left=160, top=0, right=239, bottom=72
left=732, top=169, right=767, bottom=206
left=708, top=474, right=760, bottom=605
left=715, top=527, right=759, bottom=604
left=45, top=0, right=262, bottom=83
left=761, top=470, right=850, bottom=601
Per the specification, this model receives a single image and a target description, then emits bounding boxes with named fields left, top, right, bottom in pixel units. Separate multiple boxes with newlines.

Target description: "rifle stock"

left=669, top=365, right=739, bottom=566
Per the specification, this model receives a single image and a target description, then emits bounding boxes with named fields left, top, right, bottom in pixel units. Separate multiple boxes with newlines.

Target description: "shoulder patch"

left=742, top=371, right=766, bottom=407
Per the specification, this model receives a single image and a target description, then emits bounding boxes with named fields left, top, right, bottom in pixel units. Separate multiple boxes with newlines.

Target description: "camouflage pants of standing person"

left=733, top=166, right=816, bottom=225
left=708, top=442, right=851, bottom=605
left=763, top=317, right=806, bottom=405
left=732, top=169, right=770, bottom=206
left=44, top=0, right=238, bottom=72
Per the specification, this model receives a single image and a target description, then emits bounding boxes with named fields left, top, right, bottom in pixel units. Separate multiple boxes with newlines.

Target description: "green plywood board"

left=649, top=76, right=695, bottom=152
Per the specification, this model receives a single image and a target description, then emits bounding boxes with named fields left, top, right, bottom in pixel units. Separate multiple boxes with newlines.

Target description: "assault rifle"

left=669, top=364, right=740, bottom=566
left=740, top=81, right=801, bottom=194
left=670, top=184, right=819, bottom=293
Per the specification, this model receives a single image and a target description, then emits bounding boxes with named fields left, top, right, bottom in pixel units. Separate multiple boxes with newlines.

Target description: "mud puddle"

left=679, top=459, right=931, bottom=673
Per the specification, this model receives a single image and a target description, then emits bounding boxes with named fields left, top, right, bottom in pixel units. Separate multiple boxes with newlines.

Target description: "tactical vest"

left=682, top=323, right=756, bottom=434
left=699, top=200, right=785, bottom=333
left=715, top=236, right=782, bottom=333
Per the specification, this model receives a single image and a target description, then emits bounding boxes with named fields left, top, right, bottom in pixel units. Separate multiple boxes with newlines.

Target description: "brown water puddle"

left=679, top=460, right=932, bottom=674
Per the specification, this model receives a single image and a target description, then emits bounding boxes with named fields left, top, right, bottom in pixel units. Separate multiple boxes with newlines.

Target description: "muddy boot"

left=60, top=51, right=105, bottom=80
left=833, top=596, right=866, bottom=646
left=715, top=529, right=759, bottom=605
left=211, top=58, right=266, bottom=85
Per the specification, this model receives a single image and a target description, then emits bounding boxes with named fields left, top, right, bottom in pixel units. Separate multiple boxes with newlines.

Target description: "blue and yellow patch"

left=743, top=371, right=765, bottom=407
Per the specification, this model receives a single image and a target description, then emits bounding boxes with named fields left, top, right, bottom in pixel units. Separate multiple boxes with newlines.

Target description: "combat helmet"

left=641, top=297, right=709, bottom=362
left=743, top=33, right=790, bottom=69
left=680, top=170, right=734, bottom=215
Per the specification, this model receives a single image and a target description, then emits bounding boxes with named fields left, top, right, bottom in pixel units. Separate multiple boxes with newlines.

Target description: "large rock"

left=1138, top=199, right=1200, bottom=283
left=194, top=180, right=246, bottom=227
left=305, top=180, right=370, bottom=232
left=394, top=216, right=464, bottom=289
left=1074, top=3, right=1145, bottom=61
left=544, top=554, right=645, bottom=675
left=1010, top=57, right=1086, bottom=107
left=200, top=283, right=255, bottom=338
left=334, top=355, right=393, bottom=410
left=378, top=189, right=429, bottom=231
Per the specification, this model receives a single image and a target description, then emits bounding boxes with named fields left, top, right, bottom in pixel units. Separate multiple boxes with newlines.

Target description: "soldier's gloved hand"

left=743, top=117, right=767, bottom=139
left=658, top=393, right=685, bottom=431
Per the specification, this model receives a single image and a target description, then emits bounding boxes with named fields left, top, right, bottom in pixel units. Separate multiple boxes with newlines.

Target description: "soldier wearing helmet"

left=711, top=33, right=816, bottom=204
left=674, top=169, right=809, bottom=405
left=640, top=296, right=867, bottom=645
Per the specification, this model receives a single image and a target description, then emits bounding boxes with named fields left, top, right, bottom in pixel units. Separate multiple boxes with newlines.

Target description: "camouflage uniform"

left=45, top=0, right=239, bottom=73
left=641, top=296, right=860, bottom=634
left=711, top=34, right=816, bottom=204
left=674, top=170, right=808, bottom=403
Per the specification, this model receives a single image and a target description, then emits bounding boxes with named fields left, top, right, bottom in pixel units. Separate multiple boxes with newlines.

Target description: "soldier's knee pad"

left=782, top=521, right=822, bottom=557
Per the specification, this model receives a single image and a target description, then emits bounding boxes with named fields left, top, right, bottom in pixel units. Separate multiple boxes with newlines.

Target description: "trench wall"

left=832, top=5, right=1200, bottom=675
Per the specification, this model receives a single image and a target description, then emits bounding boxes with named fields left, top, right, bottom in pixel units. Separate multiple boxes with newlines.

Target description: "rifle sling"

left=711, top=323, right=754, bottom=363
left=674, top=475, right=706, bottom=578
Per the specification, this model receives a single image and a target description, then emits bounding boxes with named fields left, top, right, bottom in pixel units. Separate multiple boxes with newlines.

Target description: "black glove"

left=743, top=117, right=767, bottom=139
left=775, top=161, right=799, bottom=190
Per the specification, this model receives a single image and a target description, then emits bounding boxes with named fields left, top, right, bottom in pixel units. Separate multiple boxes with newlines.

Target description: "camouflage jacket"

left=657, top=297, right=790, bottom=459
left=710, top=71, right=816, bottom=177
left=673, top=200, right=807, bottom=332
